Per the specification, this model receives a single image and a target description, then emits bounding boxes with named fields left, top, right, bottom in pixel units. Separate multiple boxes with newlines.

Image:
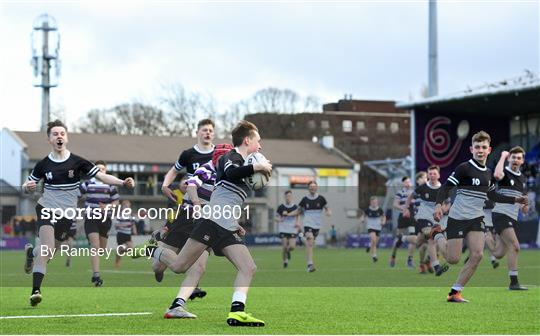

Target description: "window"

left=337, top=177, right=346, bottom=193
left=356, top=121, right=365, bottom=131
left=390, top=122, right=399, bottom=133
left=376, top=122, right=386, bottom=132
left=342, top=120, right=352, bottom=133
left=318, top=176, right=328, bottom=192
left=308, top=120, right=316, bottom=129
left=321, top=120, right=329, bottom=129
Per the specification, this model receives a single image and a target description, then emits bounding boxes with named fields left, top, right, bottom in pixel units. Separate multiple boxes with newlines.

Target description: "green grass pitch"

left=1, top=247, right=539, bottom=334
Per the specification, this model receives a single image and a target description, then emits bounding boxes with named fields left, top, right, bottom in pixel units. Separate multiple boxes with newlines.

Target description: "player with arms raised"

left=22, top=120, right=134, bottom=307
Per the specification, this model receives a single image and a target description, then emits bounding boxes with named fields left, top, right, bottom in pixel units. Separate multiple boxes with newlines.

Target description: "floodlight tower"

left=31, top=14, right=61, bottom=131
left=428, top=0, right=438, bottom=97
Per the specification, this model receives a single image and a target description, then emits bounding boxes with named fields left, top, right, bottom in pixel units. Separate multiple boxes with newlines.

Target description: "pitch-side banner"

left=415, top=113, right=510, bottom=180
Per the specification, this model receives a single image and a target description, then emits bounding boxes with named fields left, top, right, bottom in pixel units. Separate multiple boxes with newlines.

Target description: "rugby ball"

left=244, top=152, right=270, bottom=190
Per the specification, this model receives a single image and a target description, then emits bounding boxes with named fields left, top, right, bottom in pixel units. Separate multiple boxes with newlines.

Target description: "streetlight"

left=31, top=14, right=61, bottom=131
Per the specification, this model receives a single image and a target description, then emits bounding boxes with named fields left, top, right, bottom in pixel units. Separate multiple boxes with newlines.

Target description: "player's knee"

left=469, top=251, right=483, bottom=264
left=193, top=261, right=206, bottom=275
left=241, top=262, right=257, bottom=277
left=510, top=243, right=520, bottom=254
left=289, top=245, right=295, bottom=251
left=447, top=255, right=460, bottom=264
left=492, top=250, right=505, bottom=259
left=170, top=262, right=189, bottom=274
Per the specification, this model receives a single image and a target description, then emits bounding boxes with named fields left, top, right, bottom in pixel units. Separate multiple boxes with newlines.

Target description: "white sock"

left=509, top=270, right=518, bottom=276
left=489, top=255, right=496, bottom=262
left=451, top=284, right=463, bottom=292
left=232, top=291, right=247, bottom=304
left=432, top=260, right=440, bottom=267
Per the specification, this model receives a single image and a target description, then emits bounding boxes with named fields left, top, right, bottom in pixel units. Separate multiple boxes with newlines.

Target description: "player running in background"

left=431, top=131, right=528, bottom=302
left=405, top=165, right=448, bottom=276
left=487, top=147, right=529, bottom=290
left=22, top=120, right=134, bottom=307
left=298, top=181, right=332, bottom=273
left=362, top=196, right=386, bottom=262
left=114, top=199, right=137, bottom=268
left=79, top=160, right=120, bottom=286
left=137, top=121, right=272, bottom=326
left=480, top=200, right=500, bottom=269
left=155, top=119, right=215, bottom=299
left=276, top=190, right=300, bottom=268
left=390, top=176, right=416, bottom=268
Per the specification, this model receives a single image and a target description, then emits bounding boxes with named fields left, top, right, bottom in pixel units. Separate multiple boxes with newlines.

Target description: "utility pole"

left=31, top=14, right=61, bottom=131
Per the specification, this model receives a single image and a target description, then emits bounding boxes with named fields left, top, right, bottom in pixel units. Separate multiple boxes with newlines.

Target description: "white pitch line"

left=0, top=312, right=152, bottom=319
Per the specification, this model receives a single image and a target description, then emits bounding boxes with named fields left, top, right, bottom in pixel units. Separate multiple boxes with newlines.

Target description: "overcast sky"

left=1, top=1, right=538, bottom=132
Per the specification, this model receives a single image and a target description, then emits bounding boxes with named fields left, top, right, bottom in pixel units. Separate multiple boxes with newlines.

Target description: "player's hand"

left=282, top=210, right=288, bottom=216
left=403, top=208, right=410, bottom=218
left=254, top=161, right=272, bottom=175
left=23, top=180, right=37, bottom=192
left=515, top=196, right=528, bottom=205
left=237, top=226, right=246, bottom=236
left=161, top=185, right=177, bottom=203
left=500, top=151, right=510, bottom=159
left=522, top=204, right=529, bottom=214
left=433, top=204, right=443, bottom=222
left=123, top=177, right=135, bottom=189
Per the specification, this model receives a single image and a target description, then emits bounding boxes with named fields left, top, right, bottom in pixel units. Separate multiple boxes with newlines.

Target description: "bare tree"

left=160, top=83, right=217, bottom=137
left=249, top=87, right=301, bottom=113
left=74, top=103, right=169, bottom=136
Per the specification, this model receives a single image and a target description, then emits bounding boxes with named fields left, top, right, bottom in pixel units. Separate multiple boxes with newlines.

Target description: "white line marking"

left=0, top=312, right=152, bottom=319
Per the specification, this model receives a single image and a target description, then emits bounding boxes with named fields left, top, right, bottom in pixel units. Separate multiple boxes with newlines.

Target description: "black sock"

left=169, top=297, right=185, bottom=309
left=93, top=272, right=100, bottom=279
left=434, top=264, right=441, bottom=272
left=510, top=275, right=518, bottom=285
left=407, top=256, right=412, bottom=261
left=231, top=301, right=245, bottom=312
left=449, top=288, right=458, bottom=295
left=32, top=272, right=44, bottom=294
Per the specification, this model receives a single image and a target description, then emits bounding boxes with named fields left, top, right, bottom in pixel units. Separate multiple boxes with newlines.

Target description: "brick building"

left=245, top=98, right=411, bottom=206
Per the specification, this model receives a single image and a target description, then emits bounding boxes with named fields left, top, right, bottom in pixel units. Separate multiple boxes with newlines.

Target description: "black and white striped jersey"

left=299, top=194, right=328, bottom=229
left=209, top=148, right=254, bottom=230
left=174, top=145, right=214, bottom=175
left=492, top=167, right=527, bottom=220
left=183, top=160, right=216, bottom=207
left=436, top=159, right=515, bottom=220
left=395, top=187, right=412, bottom=213
left=28, top=152, right=99, bottom=211
left=413, top=182, right=441, bottom=222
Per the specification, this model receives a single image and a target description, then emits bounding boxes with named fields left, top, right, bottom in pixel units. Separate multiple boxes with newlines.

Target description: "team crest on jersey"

left=510, top=179, right=514, bottom=186
left=425, top=193, right=429, bottom=199
left=45, top=172, right=53, bottom=180
left=68, top=170, right=75, bottom=178
left=203, top=235, right=210, bottom=241
left=193, top=163, right=200, bottom=170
